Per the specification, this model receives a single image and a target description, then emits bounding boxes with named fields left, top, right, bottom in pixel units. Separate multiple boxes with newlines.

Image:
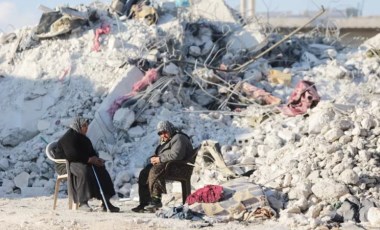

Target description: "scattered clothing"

left=92, top=24, right=111, bottom=52
left=186, top=185, right=224, bottom=205
left=278, top=80, right=320, bottom=116
left=189, top=178, right=276, bottom=222
left=156, top=204, right=196, bottom=220
left=241, top=82, right=281, bottom=105
left=108, top=68, right=158, bottom=117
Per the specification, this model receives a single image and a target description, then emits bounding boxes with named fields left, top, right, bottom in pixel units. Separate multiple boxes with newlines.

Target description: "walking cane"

left=92, top=166, right=110, bottom=212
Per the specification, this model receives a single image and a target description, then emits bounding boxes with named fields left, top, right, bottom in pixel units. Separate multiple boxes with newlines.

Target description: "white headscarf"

left=70, top=117, right=88, bottom=133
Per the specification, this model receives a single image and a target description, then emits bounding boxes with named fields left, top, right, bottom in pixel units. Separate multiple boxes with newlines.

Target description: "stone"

left=1, top=128, right=39, bottom=147
left=113, top=107, right=135, bottom=131
left=359, top=199, right=375, bottom=222
left=335, top=199, right=360, bottom=222
left=0, top=158, right=9, bottom=171
left=189, top=46, right=201, bottom=57
left=128, top=126, right=145, bottom=138
left=339, top=169, right=359, bottom=185
left=367, top=207, right=380, bottom=226
left=308, top=109, right=335, bottom=134
left=311, top=180, right=349, bottom=200
left=324, top=128, right=344, bottom=143
left=37, top=119, right=50, bottom=131
left=307, top=204, right=323, bottom=218
left=162, top=62, right=179, bottom=76
left=14, top=171, right=30, bottom=188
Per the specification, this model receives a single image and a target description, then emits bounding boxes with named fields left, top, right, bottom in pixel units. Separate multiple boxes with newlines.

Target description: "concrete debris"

left=0, top=0, right=379, bottom=229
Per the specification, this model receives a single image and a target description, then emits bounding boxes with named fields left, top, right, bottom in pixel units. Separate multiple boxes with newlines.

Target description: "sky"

left=0, top=0, right=379, bottom=31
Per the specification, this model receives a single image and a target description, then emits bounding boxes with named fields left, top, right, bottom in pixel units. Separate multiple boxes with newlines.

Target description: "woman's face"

left=80, top=122, right=89, bottom=134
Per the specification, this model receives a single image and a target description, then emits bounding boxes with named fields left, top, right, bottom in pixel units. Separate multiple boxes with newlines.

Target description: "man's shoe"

left=78, top=202, right=93, bottom=212
left=131, top=204, right=147, bottom=213
left=144, top=198, right=162, bottom=212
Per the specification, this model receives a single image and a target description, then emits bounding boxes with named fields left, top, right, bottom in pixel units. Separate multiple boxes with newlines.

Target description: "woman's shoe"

left=102, top=202, right=120, bottom=212
left=78, top=202, right=93, bottom=212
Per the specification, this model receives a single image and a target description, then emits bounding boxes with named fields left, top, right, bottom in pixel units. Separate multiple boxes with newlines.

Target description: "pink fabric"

left=132, top=68, right=158, bottom=91
left=108, top=69, right=159, bottom=117
left=241, top=82, right=281, bottom=105
left=92, top=24, right=111, bottom=52
left=278, top=80, right=320, bottom=116
left=186, top=185, right=224, bottom=205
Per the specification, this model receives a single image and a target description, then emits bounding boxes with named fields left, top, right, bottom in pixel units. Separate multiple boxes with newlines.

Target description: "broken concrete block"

left=367, top=207, right=380, bottom=226
left=324, top=128, right=344, bottom=142
left=113, top=107, right=135, bottom=131
left=87, top=66, right=144, bottom=145
left=189, top=46, right=201, bottom=57
left=14, top=171, right=30, bottom=188
left=311, top=180, right=349, bottom=200
left=37, top=119, right=50, bottom=132
left=228, top=23, right=265, bottom=52
left=0, top=128, right=39, bottom=147
left=163, top=62, right=179, bottom=76
left=235, top=132, right=255, bottom=146
left=128, top=125, right=145, bottom=138
left=0, top=158, right=9, bottom=171
left=301, top=51, right=320, bottom=67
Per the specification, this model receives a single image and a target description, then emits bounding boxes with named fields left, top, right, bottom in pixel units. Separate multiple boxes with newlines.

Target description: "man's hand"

left=88, top=156, right=105, bottom=167
left=150, top=156, right=160, bottom=165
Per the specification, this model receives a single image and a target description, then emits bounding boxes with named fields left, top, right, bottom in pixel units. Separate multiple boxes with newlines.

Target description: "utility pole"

left=241, top=0, right=255, bottom=18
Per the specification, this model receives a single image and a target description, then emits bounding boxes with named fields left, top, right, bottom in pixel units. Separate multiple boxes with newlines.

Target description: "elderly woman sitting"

left=55, top=117, right=119, bottom=212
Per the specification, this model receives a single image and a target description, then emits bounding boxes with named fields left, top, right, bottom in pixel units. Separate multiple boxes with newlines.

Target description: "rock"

left=324, top=128, right=344, bottom=143
left=1, top=128, right=39, bottom=147
left=189, top=46, right=201, bottom=57
left=311, top=180, right=349, bottom=200
left=114, top=171, right=131, bottom=187
left=339, top=169, right=359, bottom=185
left=367, top=207, right=380, bottom=226
left=334, top=199, right=360, bottom=223
left=308, top=109, right=335, bottom=134
left=162, top=63, right=179, bottom=76
left=127, top=126, right=145, bottom=138
left=118, top=183, right=132, bottom=197
left=37, top=119, right=50, bottom=131
left=0, top=158, right=9, bottom=171
left=14, top=172, right=30, bottom=188
left=359, top=199, right=375, bottom=222
left=307, top=204, right=323, bottom=218
left=113, top=107, right=135, bottom=131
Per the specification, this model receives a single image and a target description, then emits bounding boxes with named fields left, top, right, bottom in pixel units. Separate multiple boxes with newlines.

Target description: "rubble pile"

left=0, top=0, right=379, bottom=228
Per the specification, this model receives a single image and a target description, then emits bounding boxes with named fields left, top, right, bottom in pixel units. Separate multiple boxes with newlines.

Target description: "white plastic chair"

left=45, top=141, right=74, bottom=210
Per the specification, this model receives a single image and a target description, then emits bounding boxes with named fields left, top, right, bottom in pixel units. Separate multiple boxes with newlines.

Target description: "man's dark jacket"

left=155, top=132, right=193, bottom=163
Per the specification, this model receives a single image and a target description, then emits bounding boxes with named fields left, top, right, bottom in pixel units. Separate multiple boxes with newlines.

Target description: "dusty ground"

left=0, top=195, right=287, bottom=230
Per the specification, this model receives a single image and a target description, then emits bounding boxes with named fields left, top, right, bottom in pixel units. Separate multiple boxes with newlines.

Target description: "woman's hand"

left=88, top=156, right=105, bottom=167
left=150, top=156, right=160, bottom=165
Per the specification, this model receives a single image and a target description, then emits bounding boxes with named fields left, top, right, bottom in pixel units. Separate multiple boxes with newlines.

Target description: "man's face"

left=158, top=131, right=170, bottom=142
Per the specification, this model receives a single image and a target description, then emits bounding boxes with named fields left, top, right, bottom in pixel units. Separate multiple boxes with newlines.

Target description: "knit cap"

left=156, top=120, right=175, bottom=136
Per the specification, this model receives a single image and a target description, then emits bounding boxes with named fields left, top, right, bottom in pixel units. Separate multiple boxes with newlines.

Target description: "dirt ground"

left=0, top=195, right=288, bottom=230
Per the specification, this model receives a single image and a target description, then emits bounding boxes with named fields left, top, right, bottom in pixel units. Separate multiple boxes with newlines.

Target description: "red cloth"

left=92, top=24, right=111, bottom=52
left=108, top=68, right=159, bottom=117
left=186, top=185, right=224, bottom=205
left=278, top=80, right=320, bottom=116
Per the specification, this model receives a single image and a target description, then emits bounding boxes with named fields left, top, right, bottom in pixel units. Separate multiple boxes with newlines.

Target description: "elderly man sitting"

left=132, top=120, right=194, bottom=213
